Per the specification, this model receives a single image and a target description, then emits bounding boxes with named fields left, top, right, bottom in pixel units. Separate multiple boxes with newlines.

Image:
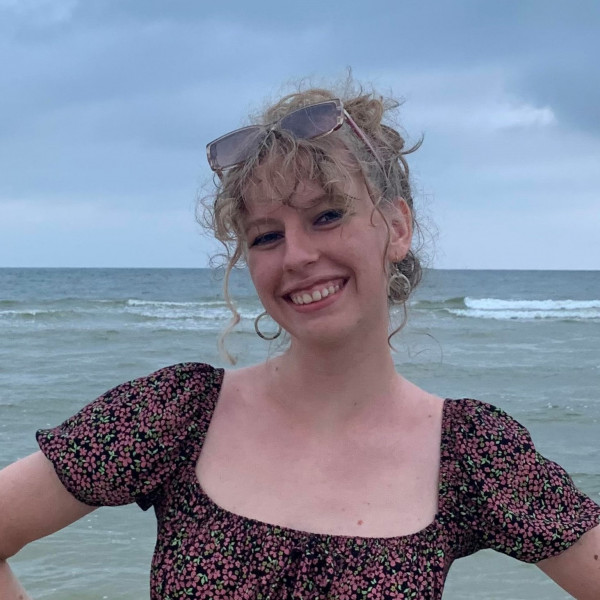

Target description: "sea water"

left=1, top=268, right=598, bottom=599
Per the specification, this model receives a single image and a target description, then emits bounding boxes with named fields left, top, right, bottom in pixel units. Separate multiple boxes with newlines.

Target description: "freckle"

left=357, top=520, right=363, bottom=526
left=594, top=554, right=598, bottom=560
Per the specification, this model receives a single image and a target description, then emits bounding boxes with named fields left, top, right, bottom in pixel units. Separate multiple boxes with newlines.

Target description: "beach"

left=1, top=267, right=598, bottom=599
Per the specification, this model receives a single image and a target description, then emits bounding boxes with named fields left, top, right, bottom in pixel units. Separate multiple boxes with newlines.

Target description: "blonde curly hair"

left=201, top=79, right=423, bottom=363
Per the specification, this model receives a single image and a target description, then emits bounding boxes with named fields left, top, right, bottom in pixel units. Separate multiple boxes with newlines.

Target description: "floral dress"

left=37, top=363, right=600, bottom=599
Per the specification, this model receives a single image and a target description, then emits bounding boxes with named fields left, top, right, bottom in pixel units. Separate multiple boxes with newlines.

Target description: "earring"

left=387, top=269, right=411, bottom=301
left=254, top=311, right=282, bottom=340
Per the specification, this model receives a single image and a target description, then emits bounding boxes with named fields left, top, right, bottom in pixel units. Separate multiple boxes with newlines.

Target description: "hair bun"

left=381, top=124, right=405, bottom=155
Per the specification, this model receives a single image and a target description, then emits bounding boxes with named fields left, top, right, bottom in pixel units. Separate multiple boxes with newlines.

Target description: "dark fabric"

left=37, top=363, right=600, bottom=599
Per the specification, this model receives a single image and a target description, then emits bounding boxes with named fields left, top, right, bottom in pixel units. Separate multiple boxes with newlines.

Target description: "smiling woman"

left=1, top=76, right=599, bottom=600
left=243, top=174, right=412, bottom=351
left=205, top=86, right=423, bottom=361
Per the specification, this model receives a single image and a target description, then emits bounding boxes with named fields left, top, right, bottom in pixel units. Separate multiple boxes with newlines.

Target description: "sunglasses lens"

left=208, top=101, right=343, bottom=172
left=209, top=127, right=262, bottom=170
left=280, top=101, right=340, bottom=139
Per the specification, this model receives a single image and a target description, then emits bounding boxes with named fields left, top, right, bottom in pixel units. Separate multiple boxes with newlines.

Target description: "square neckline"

left=188, top=365, right=452, bottom=545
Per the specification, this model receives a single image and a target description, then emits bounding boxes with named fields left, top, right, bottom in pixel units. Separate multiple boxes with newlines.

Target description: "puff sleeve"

left=452, top=400, right=600, bottom=562
left=36, top=363, right=222, bottom=511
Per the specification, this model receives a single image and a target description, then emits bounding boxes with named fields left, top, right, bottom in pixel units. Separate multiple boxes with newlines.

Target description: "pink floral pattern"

left=37, top=363, right=600, bottom=599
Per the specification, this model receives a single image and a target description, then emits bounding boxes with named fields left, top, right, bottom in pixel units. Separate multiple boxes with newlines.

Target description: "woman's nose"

left=282, top=226, right=319, bottom=271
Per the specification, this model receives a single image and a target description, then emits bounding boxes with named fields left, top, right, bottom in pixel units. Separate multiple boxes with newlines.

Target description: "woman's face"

left=243, top=169, right=412, bottom=347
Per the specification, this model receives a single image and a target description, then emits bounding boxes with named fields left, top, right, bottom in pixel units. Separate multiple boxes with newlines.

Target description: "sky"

left=1, top=0, right=599, bottom=269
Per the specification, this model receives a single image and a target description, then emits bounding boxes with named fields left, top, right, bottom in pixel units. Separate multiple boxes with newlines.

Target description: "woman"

left=1, top=82, right=599, bottom=599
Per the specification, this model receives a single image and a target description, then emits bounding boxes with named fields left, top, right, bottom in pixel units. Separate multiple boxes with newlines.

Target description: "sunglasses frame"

left=206, top=99, right=384, bottom=176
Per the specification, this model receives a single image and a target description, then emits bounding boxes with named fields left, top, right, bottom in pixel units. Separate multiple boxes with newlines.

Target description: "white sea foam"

left=0, top=308, right=85, bottom=318
left=448, top=297, right=600, bottom=321
left=449, top=308, right=599, bottom=320
left=122, top=299, right=262, bottom=326
left=464, top=298, right=600, bottom=311
left=126, top=299, right=227, bottom=308
left=1, top=309, right=44, bottom=316
left=0, top=299, right=263, bottom=332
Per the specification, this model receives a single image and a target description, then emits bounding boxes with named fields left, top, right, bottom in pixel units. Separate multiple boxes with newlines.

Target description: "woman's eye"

left=250, top=231, right=282, bottom=247
left=315, top=209, right=345, bottom=225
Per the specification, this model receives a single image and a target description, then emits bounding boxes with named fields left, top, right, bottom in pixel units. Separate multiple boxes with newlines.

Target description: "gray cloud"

left=1, top=0, right=599, bottom=267
left=513, top=63, right=600, bottom=135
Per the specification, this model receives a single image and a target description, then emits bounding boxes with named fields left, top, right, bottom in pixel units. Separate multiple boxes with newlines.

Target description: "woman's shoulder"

left=55, top=362, right=224, bottom=425
left=442, top=397, right=529, bottom=445
left=100, top=362, right=224, bottom=409
left=440, top=397, right=539, bottom=479
left=36, top=362, right=224, bottom=509
left=132, top=361, right=223, bottom=390
left=440, top=398, right=600, bottom=563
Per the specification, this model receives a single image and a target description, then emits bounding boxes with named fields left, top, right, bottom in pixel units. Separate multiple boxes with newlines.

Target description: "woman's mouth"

left=288, top=279, right=346, bottom=306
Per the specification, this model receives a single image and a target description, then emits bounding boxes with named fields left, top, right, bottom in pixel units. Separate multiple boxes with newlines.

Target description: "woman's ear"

left=387, top=198, right=413, bottom=262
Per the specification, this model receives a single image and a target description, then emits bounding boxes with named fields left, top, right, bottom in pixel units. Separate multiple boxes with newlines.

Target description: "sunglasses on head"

left=206, top=98, right=384, bottom=175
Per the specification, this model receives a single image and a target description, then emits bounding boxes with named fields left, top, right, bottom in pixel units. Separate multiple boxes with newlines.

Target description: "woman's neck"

left=262, top=332, right=404, bottom=435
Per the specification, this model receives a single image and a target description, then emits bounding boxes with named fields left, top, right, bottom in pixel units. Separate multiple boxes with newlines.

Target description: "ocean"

left=1, top=267, right=598, bottom=599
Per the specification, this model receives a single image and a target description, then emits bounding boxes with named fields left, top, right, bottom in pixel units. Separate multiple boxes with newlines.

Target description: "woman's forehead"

left=243, top=179, right=328, bottom=215
left=243, top=153, right=318, bottom=201
left=241, top=136, right=362, bottom=203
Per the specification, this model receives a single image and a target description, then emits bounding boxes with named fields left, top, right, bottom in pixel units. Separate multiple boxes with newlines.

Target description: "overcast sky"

left=1, top=0, right=599, bottom=269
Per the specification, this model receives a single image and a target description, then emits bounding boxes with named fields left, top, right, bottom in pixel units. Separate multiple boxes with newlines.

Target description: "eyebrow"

left=243, top=193, right=333, bottom=234
left=244, top=216, right=280, bottom=234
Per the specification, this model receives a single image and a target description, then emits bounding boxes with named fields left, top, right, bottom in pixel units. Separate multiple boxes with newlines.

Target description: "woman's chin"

left=287, top=319, right=365, bottom=350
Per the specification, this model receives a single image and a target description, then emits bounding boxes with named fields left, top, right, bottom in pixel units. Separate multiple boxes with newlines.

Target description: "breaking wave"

left=443, top=297, right=600, bottom=321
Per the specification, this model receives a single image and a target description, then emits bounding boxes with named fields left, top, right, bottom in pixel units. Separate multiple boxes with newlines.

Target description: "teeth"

left=290, top=282, right=342, bottom=305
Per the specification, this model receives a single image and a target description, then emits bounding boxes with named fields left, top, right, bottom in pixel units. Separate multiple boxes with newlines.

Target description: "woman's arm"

left=537, top=524, right=600, bottom=600
left=0, top=559, right=32, bottom=600
left=0, top=452, right=97, bottom=596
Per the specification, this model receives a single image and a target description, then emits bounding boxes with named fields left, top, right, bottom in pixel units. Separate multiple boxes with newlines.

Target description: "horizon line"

left=1, top=266, right=599, bottom=273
